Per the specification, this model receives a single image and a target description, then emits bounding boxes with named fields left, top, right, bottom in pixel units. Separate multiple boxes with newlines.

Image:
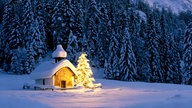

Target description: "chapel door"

left=61, top=81, right=66, bottom=88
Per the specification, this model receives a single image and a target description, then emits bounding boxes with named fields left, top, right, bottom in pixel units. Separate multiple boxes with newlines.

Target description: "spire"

left=52, top=45, right=67, bottom=63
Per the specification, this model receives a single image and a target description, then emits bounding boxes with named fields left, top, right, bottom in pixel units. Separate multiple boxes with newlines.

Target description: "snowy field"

left=0, top=69, right=192, bottom=108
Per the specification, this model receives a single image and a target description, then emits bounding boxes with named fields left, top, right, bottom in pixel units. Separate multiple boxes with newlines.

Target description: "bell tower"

left=52, top=45, right=67, bottom=63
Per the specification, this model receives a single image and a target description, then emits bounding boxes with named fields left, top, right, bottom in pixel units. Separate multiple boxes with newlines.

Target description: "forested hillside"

left=0, top=0, right=192, bottom=85
left=144, top=0, right=192, bottom=14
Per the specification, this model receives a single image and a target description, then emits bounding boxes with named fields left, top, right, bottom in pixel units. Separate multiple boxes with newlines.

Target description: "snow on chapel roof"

left=52, top=45, right=67, bottom=58
left=30, top=59, right=77, bottom=79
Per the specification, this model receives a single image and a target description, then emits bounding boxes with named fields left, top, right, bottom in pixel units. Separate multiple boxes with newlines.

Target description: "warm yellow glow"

left=76, top=53, right=95, bottom=88
left=53, top=67, right=74, bottom=88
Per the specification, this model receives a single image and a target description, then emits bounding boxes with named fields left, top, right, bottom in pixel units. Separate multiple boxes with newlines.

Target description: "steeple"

left=52, top=45, right=67, bottom=63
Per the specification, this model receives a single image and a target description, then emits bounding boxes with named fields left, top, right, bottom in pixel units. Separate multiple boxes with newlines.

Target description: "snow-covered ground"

left=0, top=69, right=192, bottom=108
left=144, top=0, right=192, bottom=14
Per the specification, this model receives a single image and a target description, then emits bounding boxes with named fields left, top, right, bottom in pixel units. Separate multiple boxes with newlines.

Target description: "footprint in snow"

left=168, top=94, right=182, bottom=100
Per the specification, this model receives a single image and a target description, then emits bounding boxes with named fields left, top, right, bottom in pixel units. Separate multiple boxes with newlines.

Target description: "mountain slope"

left=144, top=0, right=192, bottom=14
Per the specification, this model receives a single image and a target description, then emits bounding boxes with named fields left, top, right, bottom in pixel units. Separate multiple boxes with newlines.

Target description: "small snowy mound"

left=52, top=45, right=67, bottom=58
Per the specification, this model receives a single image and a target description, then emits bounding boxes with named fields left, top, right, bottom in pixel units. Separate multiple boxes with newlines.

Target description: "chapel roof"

left=31, top=59, right=77, bottom=79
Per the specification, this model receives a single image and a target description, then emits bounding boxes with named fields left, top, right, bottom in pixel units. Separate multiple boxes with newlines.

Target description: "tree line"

left=0, top=0, right=191, bottom=85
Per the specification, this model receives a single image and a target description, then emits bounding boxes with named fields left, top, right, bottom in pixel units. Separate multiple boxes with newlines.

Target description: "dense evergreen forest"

left=0, top=0, right=191, bottom=85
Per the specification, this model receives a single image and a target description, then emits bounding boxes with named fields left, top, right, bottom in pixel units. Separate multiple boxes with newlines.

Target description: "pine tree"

left=1, top=1, right=15, bottom=70
left=73, top=0, right=84, bottom=50
left=21, top=0, right=45, bottom=74
left=104, top=1, right=119, bottom=79
left=183, top=22, right=192, bottom=84
left=104, top=29, right=120, bottom=79
left=9, top=13, right=22, bottom=74
left=173, top=29, right=183, bottom=83
left=10, top=48, right=23, bottom=74
left=175, top=29, right=184, bottom=60
left=9, top=14, right=22, bottom=49
left=144, top=12, right=162, bottom=82
left=85, top=0, right=101, bottom=67
left=51, top=0, right=75, bottom=49
left=0, top=28, right=3, bottom=67
left=167, top=36, right=182, bottom=84
left=118, top=27, right=138, bottom=81
left=159, top=14, right=170, bottom=83
left=21, top=0, right=41, bottom=73
left=97, top=2, right=109, bottom=67
left=22, top=0, right=35, bottom=48
left=45, top=0, right=56, bottom=24
left=51, top=0, right=65, bottom=47
left=128, top=10, right=137, bottom=37
left=45, top=0, right=56, bottom=50
left=66, top=30, right=79, bottom=65
left=63, top=0, right=75, bottom=49
left=76, top=53, right=95, bottom=88
left=137, top=20, right=150, bottom=82
left=30, top=19, right=45, bottom=60
left=128, top=10, right=147, bottom=81
left=34, top=0, right=47, bottom=54
left=2, top=1, right=14, bottom=46
left=23, top=45, right=35, bottom=74
left=19, top=48, right=28, bottom=74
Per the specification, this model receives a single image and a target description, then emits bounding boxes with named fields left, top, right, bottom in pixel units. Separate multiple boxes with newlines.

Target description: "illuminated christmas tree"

left=76, top=53, right=95, bottom=88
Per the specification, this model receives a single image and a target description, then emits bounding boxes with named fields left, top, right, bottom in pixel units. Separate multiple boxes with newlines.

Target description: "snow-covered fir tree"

left=183, top=22, right=192, bottom=84
left=97, top=2, right=110, bottom=67
left=30, top=19, right=46, bottom=60
left=37, top=54, right=42, bottom=64
left=9, top=14, right=22, bottom=49
left=158, top=14, right=171, bottom=83
left=0, top=30, right=2, bottom=67
left=128, top=10, right=138, bottom=37
left=10, top=49, right=20, bottom=74
left=22, top=0, right=35, bottom=48
left=137, top=20, right=151, bottom=82
left=8, top=13, right=23, bottom=74
left=175, top=29, right=184, bottom=61
left=144, top=12, right=162, bottom=82
left=173, top=30, right=183, bottom=83
left=104, top=29, right=120, bottom=79
left=66, top=30, right=79, bottom=65
left=19, top=48, right=28, bottom=74
left=128, top=10, right=147, bottom=81
left=85, top=0, right=101, bottom=67
left=118, top=27, right=138, bottom=81
left=44, top=0, right=56, bottom=50
left=51, top=0, right=75, bottom=49
left=104, top=1, right=119, bottom=79
left=45, top=0, right=56, bottom=24
left=1, top=1, right=15, bottom=70
left=167, top=36, right=182, bottom=84
left=76, top=53, right=95, bottom=88
left=73, top=0, right=84, bottom=50
left=51, top=0, right=65, bottom=47
left=23, top=45, right=35, bottom=74
left=10, top=48, right=23, bottom=74
left=2, top=1, right=14, bottom=46
left=62, top=0, right=75, bottom=49
left=34, top=0, right=47, bottom=54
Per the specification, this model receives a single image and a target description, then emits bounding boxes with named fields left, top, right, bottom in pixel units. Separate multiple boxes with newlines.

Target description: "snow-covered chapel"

left=31, top=45, right=78, bottom=88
